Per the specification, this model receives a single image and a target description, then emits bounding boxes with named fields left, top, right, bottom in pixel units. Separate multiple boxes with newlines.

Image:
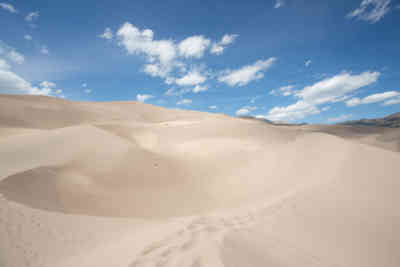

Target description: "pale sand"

left=0, top=94, right=399, bottom=267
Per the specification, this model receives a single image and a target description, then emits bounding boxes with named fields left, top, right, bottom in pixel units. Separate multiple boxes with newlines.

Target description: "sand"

left=0, top=94, right=399, bottom=267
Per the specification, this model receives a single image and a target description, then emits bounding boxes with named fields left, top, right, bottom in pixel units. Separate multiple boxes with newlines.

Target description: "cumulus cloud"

left=25, top=11, right=39, bottom=22
left=218, top=58, right=276, bottom=87
left=209, top=105, right=217, bottom=109
left=192, top=84, right=208, bottom=93
left=328, top=114, right=353, bottom=123
left=116, top=22, right=178, bottom=82
left=0, top=58, right=10, bottom=70
left=136, top=94, right=153, bottom=102
left=109, top=22, right=243, bottom=87
left=84, top=89, right=92, bottom=94
left=270, top=85, right=294, bottom=96
left=99, top=27, right=113, bottom=40
left=274, top=0, right=285, bottom=8
left=305, top=60, right=312, bottom=67
left=210, top=34, right=238, bottom=55
left=346, top=91, right=400, bottom=106
left=177, top=99, right=192, bottom=105
left=178, top=35, right=210, bottom=58
left=24, top=34, right=32, bottom=41
left=347, top=0, right=391, bottom=23
left=7, top=50, right=24, bottom=64
left=40, top=46, right=49, bottom=55
left=262, top=71, right=380, bottom=121
left=175, top=70, right=206, bottom=86
left=0, top=70, right=52, bottom=95
left=0, top=2, right=17, bottom=13
left=117, top=23, right=176, bottom=66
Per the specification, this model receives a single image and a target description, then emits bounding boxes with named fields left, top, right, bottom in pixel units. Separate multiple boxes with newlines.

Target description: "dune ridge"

left=1, top=94, right=399, bottom=267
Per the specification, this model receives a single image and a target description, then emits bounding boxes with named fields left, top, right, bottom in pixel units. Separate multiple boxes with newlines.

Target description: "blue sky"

left=1, top=0, right=400, bottom=123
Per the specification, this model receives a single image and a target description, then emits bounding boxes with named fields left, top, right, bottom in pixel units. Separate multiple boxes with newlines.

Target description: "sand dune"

left=1, top=94, right=399, bottom=267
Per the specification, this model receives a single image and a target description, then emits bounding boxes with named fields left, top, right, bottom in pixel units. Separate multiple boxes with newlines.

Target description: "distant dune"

left=1, top=94, right=399, bottom=267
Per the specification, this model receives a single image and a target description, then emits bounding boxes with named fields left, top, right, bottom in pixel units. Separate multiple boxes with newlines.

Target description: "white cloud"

left=305, top=60, right=312, bottom=67
left=383, top=97, right=400, bottom=106
left=25, top=11, right=39, bottom=22
left=24, top=34, right=32, bottom=41
left=264, top=101, right=320, bottom=122
left=263, top=71, right=380, bottom=121
left=55, top=89, right=62, bottom=94
left=321, top=106, right=330, bottom=111
left=164, top=88, right=178, bottom=96
left=328, top=114, right=353, bottom=123
left=84, top=89, right=92, bottom=94
left=270, top=85, right=294, bottom=96
left=192, top=84, right=208, bottom=93
left=136, top=94, right=153, bottom=102
left=236, top=108, right=250, bottom=116
left=143, top=63, right=171, bottom=78
left=178, top=35, right=210, bottom=58
left=274, top=0, right=285, bottom=8
left=0, top=69, right=52, bottom=95
left=82, top=83, right=87, bottom=87
left=0, top=3, right=17, bottom=13
left=7, top=50, right=24, bottom=64
left=116, top=22, right=178, bottom=82
left=0, top=58, right=10, bottom=70
left=177, top=99, right=192, bottom=105
left=40, top=46, right=49, bottom=55
left=347, top=0, right=391, bottom=23
left=296, top=71, right=380, bottom=104
left=210, top=34, right=238, bottom=55
left=40, top=81, right=56, bottom=88
left=99, top=27, right=113, bottom=40
left=117, top=22, right=176, bottom=65
left=346, top=91, right=400, bottom=106
left=209, top=105, right=217, bottom=109
left=218, top=58, right=276, bottom=87
left=175, top=70, right=206, bottom=86
left=236, top=106, right=257, bottom=116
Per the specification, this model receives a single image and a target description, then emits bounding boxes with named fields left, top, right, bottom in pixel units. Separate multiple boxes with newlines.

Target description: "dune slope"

left=0, top=94, right=399, bottom=267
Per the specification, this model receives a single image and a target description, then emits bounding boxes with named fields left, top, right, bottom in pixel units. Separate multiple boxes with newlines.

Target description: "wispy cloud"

left=346, top=91, right=400, bottom=106
left=177, top=98, right=192, bottom=105
left=328, top=114, right=352, bottom=123
left=347, top=0, right=391, bottom=23
left=274, top=0, right=285, bottom=8
left=270, top=85, right=295, bottom=96
left=261, top=71, right=380, bottom=121
left=0, top=2, right=17, bottom=13
left=236, top=106, right=257, bottom=116
left=218, top=58, right=276, bottom=87
left=210, top=34, right=238, bottom=55
left=25, top=11, right=39, bottom=22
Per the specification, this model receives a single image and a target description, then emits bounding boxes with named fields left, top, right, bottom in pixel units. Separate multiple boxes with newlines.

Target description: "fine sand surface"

left=0, top=94, right=399, bottom=267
